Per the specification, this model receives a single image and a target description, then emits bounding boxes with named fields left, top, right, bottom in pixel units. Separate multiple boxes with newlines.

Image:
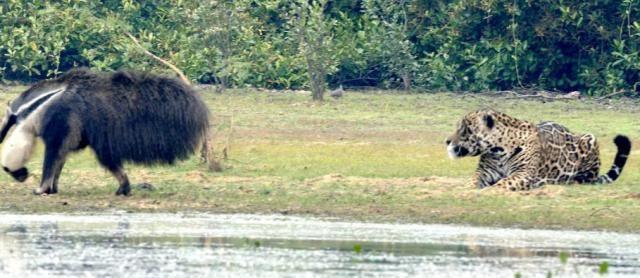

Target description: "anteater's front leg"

left=34, top=147, right=68, bottom=195
left=35, top=115, right=80, bottom=195
left=50, top=158, right=67, bottom=194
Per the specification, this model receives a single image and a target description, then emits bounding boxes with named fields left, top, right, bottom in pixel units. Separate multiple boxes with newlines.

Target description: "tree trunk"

left=402, top=71, right=411, bottom=91
left=305, top=50, right=324, bottom=101
left=311, top=81, right=324, bottom=100
left=311, top=72, right=325, bottom=101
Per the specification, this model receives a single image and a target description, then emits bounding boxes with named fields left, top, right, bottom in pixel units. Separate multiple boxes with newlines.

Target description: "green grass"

left=0, top=87, right=639, bottom=232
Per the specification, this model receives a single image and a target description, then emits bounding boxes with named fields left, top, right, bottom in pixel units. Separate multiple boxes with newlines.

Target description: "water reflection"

left=0, top=213, right=637, bottom=277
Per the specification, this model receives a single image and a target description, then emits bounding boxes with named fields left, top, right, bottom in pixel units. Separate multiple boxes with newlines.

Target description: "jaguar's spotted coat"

left=445, top=109, right=631, bottom=191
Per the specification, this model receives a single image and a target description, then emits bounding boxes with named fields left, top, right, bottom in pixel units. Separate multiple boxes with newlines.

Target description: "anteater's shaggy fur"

left=0, top=68, right=209, bottom=195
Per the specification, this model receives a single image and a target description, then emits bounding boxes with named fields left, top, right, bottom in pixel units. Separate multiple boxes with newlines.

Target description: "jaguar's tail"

left=597, top=135, right=631, bottom=183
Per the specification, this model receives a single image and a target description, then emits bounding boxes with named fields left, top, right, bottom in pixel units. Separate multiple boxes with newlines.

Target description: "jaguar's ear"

left=483, top=114, right=494, bottom=129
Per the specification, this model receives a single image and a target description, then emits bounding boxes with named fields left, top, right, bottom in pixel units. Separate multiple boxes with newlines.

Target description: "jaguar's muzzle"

left=446, top=142, right=470, bottom=159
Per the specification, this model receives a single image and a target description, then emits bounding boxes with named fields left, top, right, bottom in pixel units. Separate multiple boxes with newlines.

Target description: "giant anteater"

left=0, top=68, right=209, bottom=195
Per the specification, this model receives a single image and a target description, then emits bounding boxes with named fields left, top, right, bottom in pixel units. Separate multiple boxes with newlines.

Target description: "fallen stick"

left=596, top=90, right=630, bottom=101
left=503, top=94, right=578, bottom=101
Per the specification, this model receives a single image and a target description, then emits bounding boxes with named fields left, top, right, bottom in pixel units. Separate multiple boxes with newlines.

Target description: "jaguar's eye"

left=460, top=125, right=471, bottom=136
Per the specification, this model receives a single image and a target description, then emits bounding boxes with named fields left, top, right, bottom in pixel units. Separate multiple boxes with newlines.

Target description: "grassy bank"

left=0, top=87, right=639, bottom=232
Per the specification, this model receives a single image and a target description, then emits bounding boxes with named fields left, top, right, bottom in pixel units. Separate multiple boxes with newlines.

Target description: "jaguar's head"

left=445, top=109, right=503, bottom=159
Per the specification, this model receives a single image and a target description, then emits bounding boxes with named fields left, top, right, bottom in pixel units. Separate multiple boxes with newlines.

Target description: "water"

left=0, top=213, right=638, bottom=277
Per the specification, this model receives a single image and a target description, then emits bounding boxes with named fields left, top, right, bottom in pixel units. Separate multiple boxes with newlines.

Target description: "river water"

left=0, top=213, right=638, bottom=277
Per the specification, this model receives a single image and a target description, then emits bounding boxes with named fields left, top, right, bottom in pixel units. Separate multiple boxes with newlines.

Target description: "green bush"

left=1, top=0, right=638, bottom=96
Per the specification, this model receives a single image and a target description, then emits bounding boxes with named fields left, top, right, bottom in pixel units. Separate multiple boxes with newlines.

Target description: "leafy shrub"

left=1, top=0, right=638, bottom=96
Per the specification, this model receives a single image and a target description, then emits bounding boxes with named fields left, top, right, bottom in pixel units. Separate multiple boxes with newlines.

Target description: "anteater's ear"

left=483, top=114, right=494, bottom=129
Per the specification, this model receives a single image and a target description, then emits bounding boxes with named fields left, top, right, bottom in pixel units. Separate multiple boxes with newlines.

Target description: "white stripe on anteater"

left=1, top=89, right=65, bottom=172
left=10, top=88, right=65, bottom=116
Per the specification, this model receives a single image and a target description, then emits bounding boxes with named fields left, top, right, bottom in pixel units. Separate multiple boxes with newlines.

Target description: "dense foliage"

left=1, top=0, right=639, bottom=95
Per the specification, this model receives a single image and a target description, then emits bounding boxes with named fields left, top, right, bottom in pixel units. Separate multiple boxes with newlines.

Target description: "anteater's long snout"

left=3, top=166, right=28, bottom=182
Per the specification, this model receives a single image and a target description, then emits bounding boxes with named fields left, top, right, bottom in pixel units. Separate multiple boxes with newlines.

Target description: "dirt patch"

left=423, top=176, right=467, bottom=186
left=208, top=175, right=286, bottom=185
left=184, top=171, right=210, bottom=183
left=620, top=193, right=640, bottom=199
left=213, top=127, right=440, bottom=143
left=515, top=185, right=566, bottom=198
left=303, top=174, right=466, bottom=188
left=303, top=173, right=345, bottom=185
left=450, top=183, right=567, bottom=199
